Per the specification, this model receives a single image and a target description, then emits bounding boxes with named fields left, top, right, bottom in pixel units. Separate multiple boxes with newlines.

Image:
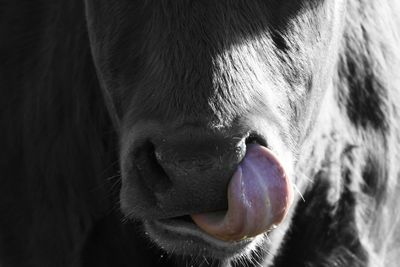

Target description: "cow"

left=0, top=0, right=399, bottom=266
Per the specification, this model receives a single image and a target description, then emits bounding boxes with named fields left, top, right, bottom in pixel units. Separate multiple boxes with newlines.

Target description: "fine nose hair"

left=131, top=129, right=247, bottom=216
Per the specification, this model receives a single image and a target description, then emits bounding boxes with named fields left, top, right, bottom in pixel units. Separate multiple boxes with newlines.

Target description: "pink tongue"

left=191, top=144, right=293, bottom=242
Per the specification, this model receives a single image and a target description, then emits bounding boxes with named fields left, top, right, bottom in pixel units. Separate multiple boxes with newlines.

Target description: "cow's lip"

left=144, top=217, right=256, bottom=259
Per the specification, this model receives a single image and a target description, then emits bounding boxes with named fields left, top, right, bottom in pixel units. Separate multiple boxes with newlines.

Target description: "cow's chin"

left=143, top=218, right=265, bottom=260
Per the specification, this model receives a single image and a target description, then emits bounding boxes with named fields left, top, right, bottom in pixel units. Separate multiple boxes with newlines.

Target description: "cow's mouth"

left=143, top=143, right=293, bottom=258
left=144, top=216, right=254, bottom=259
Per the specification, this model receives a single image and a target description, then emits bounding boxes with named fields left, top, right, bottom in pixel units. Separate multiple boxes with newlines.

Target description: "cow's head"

left=84, top=0, right=345, bottom=260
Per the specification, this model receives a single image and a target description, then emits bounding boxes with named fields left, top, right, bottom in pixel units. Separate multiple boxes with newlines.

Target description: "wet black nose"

left=131, top=132, right=247, bottom=217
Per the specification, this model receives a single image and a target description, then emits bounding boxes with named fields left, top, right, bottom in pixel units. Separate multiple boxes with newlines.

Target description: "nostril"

left=245, top=133, right=268, bottom=147
left=133, top=141, right=172, bottom=195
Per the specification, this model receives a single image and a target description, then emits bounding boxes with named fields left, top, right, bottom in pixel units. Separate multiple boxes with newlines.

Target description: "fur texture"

left=0, top=0, right=399, bottom=266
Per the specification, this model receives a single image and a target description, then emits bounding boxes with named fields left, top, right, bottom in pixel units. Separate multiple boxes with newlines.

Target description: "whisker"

left=293, top=183, right=305, bottom=202
left=298, top=171, right=314, bottom=184
left=107, top=174, right=121, bottom=181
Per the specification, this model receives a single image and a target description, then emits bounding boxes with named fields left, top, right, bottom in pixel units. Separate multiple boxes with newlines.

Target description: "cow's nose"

left=131, top=132, right=248, bottom=216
